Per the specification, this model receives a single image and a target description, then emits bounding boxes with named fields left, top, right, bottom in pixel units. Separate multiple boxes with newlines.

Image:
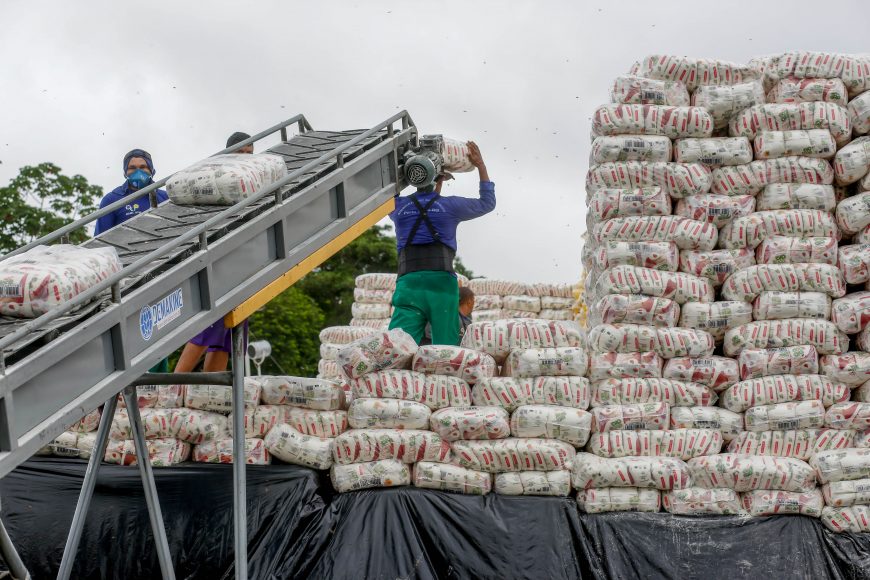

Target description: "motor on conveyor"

left=402, top=134, right=445, bottom=189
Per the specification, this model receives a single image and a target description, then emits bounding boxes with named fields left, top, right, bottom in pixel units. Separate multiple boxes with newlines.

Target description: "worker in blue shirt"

left=389, top=141, right=494, bottom=346
left=94, top=149, right=168, bottom=236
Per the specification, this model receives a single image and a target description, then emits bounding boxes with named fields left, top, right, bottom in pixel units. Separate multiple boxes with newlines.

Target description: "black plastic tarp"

left=2, top=458, right=870, bottom=580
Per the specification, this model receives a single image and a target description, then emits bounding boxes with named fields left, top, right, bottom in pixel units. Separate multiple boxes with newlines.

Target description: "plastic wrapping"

left=592, top=377, right=716, bottom=407
left=663, top=487, right=743, bottom=515
left=586, top=188, right=671, bottom=225
left=493, top=470, right=571, bottom=496
left=577, top=487, right=661, bottom=513
left=350, top=302, right=391, bottom=319
left=586, top=162, right=712, bottom=198
left=472, top=376, right=591, bottom=412
left=610, top=75, right=690, bottom=106
left=591, top=216, right=718, bottom=251
left=347, top=398, right=431, bottom=430
left=821, top=505, right=870, bottom=532
left=587, top=428, right=723, bottom=460
left=317, top=359, right=341, bottom=379
left=811, top=448, right=870, bottom=484
left=451, top=438, right=575, bottom=473
left=192, top=438, right=271, bottom=465
left=352, top=287, right=393, bottom=304
left=472, top=309, right=502, bottom=322
left=590, top=294, right=680, bottom=327
left=753, top=292, right=832, bottom=321
left=583, top=241, right=679, bottom=273
left=662, top=356, right=740, bottom=391
left=674, top=194, right=755, bottom=227
left=587, top=324, right=715, bottom=358
left=510, top=404, right=593, bottom=447
left=833, top=138, right=870, bottom=186
left=47, top=432, right=97, bottom=459
left=503, top=347, right=589, bottom=377
left=729, top=102, right=852, bottom=145
left=283, top=408, right=348, bottom=438
left=330, top=460, right=410, bottom=492
left=710, top=157, right=834, bottom=196
left=109, top=408, right=178, bottom=441
left=673, top=137, right=753, bottom=166
left=69, top=408, right=101, bottom=433
left=719, top=210, right=839, bottom=250
left=635, top=54, right=760, bottom=91
left=184, top=382, right=261, bottom=414
left=825, top=402, right=870, bottom=431
left=591, top=402, right=670, bottom=432
left=500, top=295, right=540, bottom=313
left=502, top=309, right=538, bottom=320
left=104, top=438, right=191, bottom=466
left=721, top=374, right=849, bottom=413
left=687, top=454, right=816, bottom=492
left=679, top=301, right=753, bottom=341
left=755, top=183, right=837, bottom=211
left=319, top=343, right=342, bottom=361
left=349, top=370, right=471, bottom=409
left=836, top=190, right=870, bottom=236
left=412, top=461, right=491, bottom=495
left=337, top=329, right=417, bottom=380
left=474, top=294, right=502, bottom=310
left=255, top=376, right=346, bottom=410
left=838, top=245, right=870, bottom=285
left=355, top=273, right=397, bottom=291
left=724, top=319, right=848, bottom=356
left=727, top=429, right=853, bottom=460
left=692, top=81, right=766, bottom=129
left=572, top=453, right=690, bottom=490
left=460, top=319, right=583, bottom=364
left=0, top=245, right=122, bottom=318
left=744, top=400, right=825, bottom=432
left=348, top=318, right=390, bottom=329
left=590, top=105, right=713, bottom=139
left=229, top=405, right=281, bottom=439
left=591, top=266, right=715, bottom=303
left=589, top=135, right=672, bottom=164
left=756, top=236, right=837, bottom=266
left=850, top=90, right=870, bottom=135
left=166, top=153, right=287, bottom=205
left=332, top=429, right=452, bottom=464
left=587, top=351, right=663, bottom=381
left=411, top=345, right=497, bottom=384
left=540, top=296, right=574, bottom=309
left=742, top=489, right=824, bottom=517
left=264, top=423, right=333, bottom=469
left=466, top=278, right=529, bottom=296
left=669, top=406, right=743, bottom=441
left=429, top=407, right=510, bottom=441
left=319, top=325, right=376, bottom=345
left=766, top=77, right=848, bottom=105
left=754, top=129, right=837, bottom=160
left=738, top=346, right=819, bottom=380
left=823, top=480, right=870, bottom=507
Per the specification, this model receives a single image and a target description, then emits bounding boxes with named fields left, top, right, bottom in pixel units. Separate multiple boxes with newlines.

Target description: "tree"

left=454, top=255, right=475, bottom=279
left=248, top=286, right=325, bottom=376
left=0, top=163, right=101, bottom=253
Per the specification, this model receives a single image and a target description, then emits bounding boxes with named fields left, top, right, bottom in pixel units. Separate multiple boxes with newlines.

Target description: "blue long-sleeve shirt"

left=390, top=181, right=496, bottom=253
left=94, top=183, right=168, bottom=236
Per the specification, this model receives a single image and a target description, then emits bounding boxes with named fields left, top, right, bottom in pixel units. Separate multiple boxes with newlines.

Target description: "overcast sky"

left=1, top=0, right=868, bottom=282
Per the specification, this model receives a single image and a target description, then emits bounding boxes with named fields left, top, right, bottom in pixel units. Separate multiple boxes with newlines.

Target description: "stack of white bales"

left=467, top=279, right=575, bottom=322
left=349, top=273, right=396, bottom=330
left=317, top=325, right=374, bottom=384
left=37, top=408, right=103, bottom=460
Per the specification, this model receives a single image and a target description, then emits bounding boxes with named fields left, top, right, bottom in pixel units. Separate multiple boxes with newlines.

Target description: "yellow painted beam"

left=224, top=198, right=395, bottom=327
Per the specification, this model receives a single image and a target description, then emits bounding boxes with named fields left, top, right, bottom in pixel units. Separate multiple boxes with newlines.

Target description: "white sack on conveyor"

left=577, top=487, right=661, bottom=513
left=610, top=75, right=690, bottom=106
left=663, top=487, right=743, bottom=515
left=332, top=429, right=452, bottom=464
left=821, top=353, right=870, bottom=386
left=821, top=505, right=870, bottom=533
left=586, top=188, right=672, bottom=225
left=264, top=423, right=333, bottom=469
left=429, top=407, right=510, bottom=441
left=460, top=319, right=583, bottom=364
left=673, top=137, right=753, bottom=167
left=451, top=438, right=575, bottom=473
left=413, top=461, right=491, bottom=495
left=727, top=429, right=853, bottom=460
left=587, top=324, right=715, bottom=358
left=330, top=460, right=410, bottom=492
left=184, top=382, right=261, bottom=414
left=669, top=407, right=743, bottom=441
left=349, top=370, right=471, bottom=409
left=729, top=102, right=852, bottom=145
left=166, top=153, right=287, bottom=205
left=171, top=409, right=229, bottom=444
left=679, top=301, right=753, bottom=341
left=825, top=402, right=870, bottom=431
left=472, top=376, right=591, bottom=412
left=590, top=294, right=680, bottom=327
left=110, top=408, right=178, bottom=440
left=591, top=266, right=715, bottom=303
left=591, top=403, right=669, bottom=432
left=0, top=245, right=122, bottom=318
left=440, top=138, right=475, bottom=172
left=571, top=453, right=690, bottom=490
left=587, top=429, right=723, bottom=460
left=753, top=292, right=831, bottom=321
left=756, top=236, right=837, bottom=266
left=823, top=479, right=870, bottom=507
left=502, top=295, right=541, bottom=313
left=721, top=374, right=850, bottom=413
left=839, top=246, right=870, bottom=285
left=850, top=91, right=870, bottom=135
left=634, top=54, right=760, bottom=91
left=721, top=263, right=845, bottom=301
left=593, top=377, right=716, bottom=407
left=741, top=489, right=824, bottom=517
left=475, top=295, right=502, bottom=310
left=319, top=326, right=377, bottom=345
left=586, top=162, right=712, bottom=198
left=283, top=408, right=347, bottom=438
left=662, top=356, right=739, bottom=392
left=338, top=329, right=417, bottom=380
left=588, top=351, right=663, bottom=381
left=347, top=398, right=430, bottom=430
left=350, top=303, right=392, bottom=320
left=193, top=438, right=271, bottom=465
left=811, top=448, right=870, bottom=484
left=255, top=376, right=346, bottom=410
left=711, top=157, right=835, bottom=196
left=766, top=77, right=848, bottom=105
left=510, top=405, right=592, bottom=447
left=591, top=216, right=718, bottom=251
left=755, top=183, right=837, bottom=211
left=412, top=345, right=497, bottom=384
left=355, top=273, right=397, bottom=291
left=494, top=471, right=571, bottom=496
left=352, top=287, right=393, bottom=304
left=674, top=195, right=755, bottom=228
left=836, top=190, right=870, bottom=235
left=753, top=129, right=837, bottom=160
left=583, top=241, right=679, bottom=274
left=589, top=135, right=672, bottom=164
left=744, top=400, right=826, bottom=432
left=591, top=105, right=713, bottom=139
left=503, top=347, right=589, bottom=378
left=105, top=438, right=190, bottom=466
left=692, top=81, right=766, bottom=129
left=687, top=454, right=816, bottom=492
left=739, top=346, right=819, bottom=380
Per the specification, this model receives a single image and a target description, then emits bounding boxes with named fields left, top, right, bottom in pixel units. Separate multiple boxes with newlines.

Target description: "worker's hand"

left=467, top=141, right=485, bottom=168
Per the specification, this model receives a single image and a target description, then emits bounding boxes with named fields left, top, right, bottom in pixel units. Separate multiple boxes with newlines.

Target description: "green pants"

left=389, top=271, right=460, bottom=346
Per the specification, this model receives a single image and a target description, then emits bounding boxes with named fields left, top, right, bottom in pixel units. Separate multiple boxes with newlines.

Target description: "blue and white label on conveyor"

left=140, top=288, right=184, bottom=341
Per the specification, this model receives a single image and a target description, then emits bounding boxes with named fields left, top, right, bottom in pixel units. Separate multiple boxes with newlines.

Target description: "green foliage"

left=454, top=255, right=475, bottom=279
left=0, top=163, right=101, bottom=253
left=248, top=287, right=325, bottom=376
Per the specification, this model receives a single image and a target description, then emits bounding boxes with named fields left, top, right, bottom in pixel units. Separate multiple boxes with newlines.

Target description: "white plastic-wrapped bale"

left=474, top=295, right=502, bottom=310
left=727, top=429, right=853, bottom=460
left=741, top=489, right=824, bottom=516
left=753, top=129, right=836, bottom=160
left=838, top=246, right=870, bottom=284
left=350, top=317, right=391, bottom=328
left=413, top=462, right=492, bottom=495
left=591, top=105, right=713, bottom=139
left=282, top=408, right=348, bottom=438
left=591, top=217, right=718, bottom=251
left=264, top=423, right=333, bottom=469
left=673, top=137, right=753, bottom=167
left=822, top=480, right=870, bottom=507
left=669, top=407, right=743, bottom=441
left=756, top=237, right=837, bottom=267
left=692, top=81, right=766, bottom=129
left=588, top=352, right=663, bottom=381
left=820, top=353, right=870, bottom=387
left=633, top=54, right=760, bottom=91
left=255, top=376, right=346, bottom=410
left=679, top=301, right=753, bottom=341
left=429, top=407, right=510, bottom=441
left=584, top=241, right=680, bottom=274
left=663, top=487, right=743, bottom=515
left=849, top=91, right=870, bottom=135
left=590, top=403, right=669, bottom=432
left=589, top=135, right=672, bottom=164
left=587, top=324, right=715, bottom=358
left=592, top=378, right=717, bottom=407
left=710, top=157, right=834, bottom=197
left=472, top=376, right=591, bottom=412
left=193, top=438, right=271, bottom=465
left=577, top=487, right=661, bottom=513
left=719, top=211, right=839, bottom=250
left=494, top=471, right=571, bottom=496
left=662, top=356, right=740, bottom=392
left=450, top=438, right=575, bottom=473
left=586, top=188, right=671, bottom=226
left=589, top=294, right=680, bottom=327
left=350, top=303, right=392, bottom=320
left=412, top=345, right=497, bottom=384
left=766, top=77, right=848, bottom=105
left=720, top=375, right=849, bottom=413
left=752, top=292, right=832, bottom=321
left=319, top=326, right=377, bottom=345
left=349, top=370, right=471, bottom=409
left=835, top=191, right=870, bottom=235
left=591, top=266, right=715, bottom=303
left=330, top=460, right=410, bottom=492
left=355, top=273, right=397, bottom=291
left=460, top=319, right=583, bottom=364
left=503, top=347, right=589, bottom=378
left=571, top=453, right=691, bottom=490
left=166, top=153, right=287, bottom=205
left=743, top=400, right=826, bottom=432
left=738, top=346, right=819, bottom=380
left=171, top=409, right=230, bottom=445
left=347, top=398, right=430, bottom=430
left=810, top=448, right=870, bottom=484
left=825, top=402, right=870, bottom=431
left=509, top=405, right=592, bottom=447
left=610, top=75, right=690, bottom=106
left=352, top=287, right=393, bottom=304
left=231, top=405, right=283, bottom=439
left=337, top=329, right=417, bottom=380
left=723, top=320, right=847, bottom=356
left=821, top=505, right=870, bottom=533
left=687, top=454, right=817, bottom=492
left=729, top=102, right=852, bottom=146
left=833, top=138, right=870, bottom=187
left=755, top=184, right=837, bottom=212
left=501, top=295, right=542, bottom=313
left=110, top=408, right=178, bottom=440
left=185, top=382, right=261, bottom=414
left=105, top=438, right=191, bottom=466
left=586, top=162, right=712, bottom=199
left=586, top=429, right=723, bottom=460
left=332, top=429, right=452, bottom=464
left=673, top=195, right=755, bottom=228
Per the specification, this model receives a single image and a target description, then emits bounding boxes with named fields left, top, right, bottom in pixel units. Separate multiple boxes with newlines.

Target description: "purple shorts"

left=190, top=320, right=249, bottom=353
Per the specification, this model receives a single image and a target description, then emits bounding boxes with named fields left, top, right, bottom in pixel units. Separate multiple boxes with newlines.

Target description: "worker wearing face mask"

left=94, top=149, right=168, bottom=235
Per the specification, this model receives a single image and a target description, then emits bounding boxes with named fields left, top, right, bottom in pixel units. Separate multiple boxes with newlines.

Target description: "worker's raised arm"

left=448, top=141, right=496, bottom=221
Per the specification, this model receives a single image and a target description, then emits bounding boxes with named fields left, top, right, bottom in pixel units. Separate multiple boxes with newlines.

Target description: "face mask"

left=127, top=169, right=152, bottom=189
